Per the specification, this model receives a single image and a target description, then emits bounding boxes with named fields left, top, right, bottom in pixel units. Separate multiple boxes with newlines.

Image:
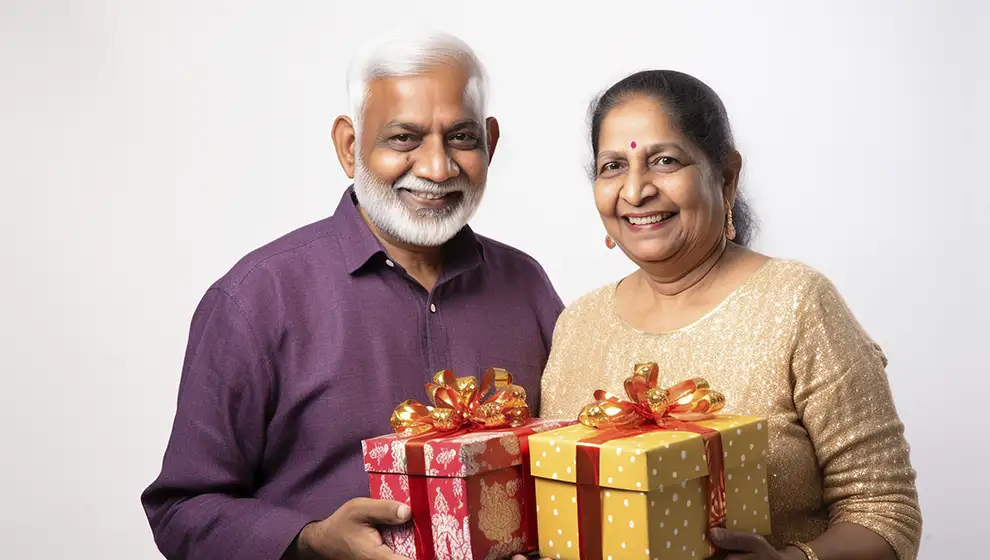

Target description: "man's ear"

left=722, top=150, right=743, bottom=207
left=331, top=116, right=357, bottom=179
left=485, top=117, right=500, bottom=165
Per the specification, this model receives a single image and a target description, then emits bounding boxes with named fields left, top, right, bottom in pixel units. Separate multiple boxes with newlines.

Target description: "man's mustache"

left=392, top=173, right=471, bottom=196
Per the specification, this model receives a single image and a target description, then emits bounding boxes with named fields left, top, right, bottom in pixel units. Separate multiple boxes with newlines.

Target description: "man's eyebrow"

left=382, top=121, right=429, bottom=135
left=447, top=119, right=482, bottom=132
left=381, top=120, right=483, bottom=135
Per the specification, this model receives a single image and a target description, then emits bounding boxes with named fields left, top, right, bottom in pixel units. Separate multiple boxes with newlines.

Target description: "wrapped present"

left=529, top=363, right=771, bottom=560
left=362, top=367, right=576, bottom=560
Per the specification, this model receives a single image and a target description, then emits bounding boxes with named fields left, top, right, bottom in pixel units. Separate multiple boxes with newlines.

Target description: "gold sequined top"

left=540, top=259, right=921, bottom=560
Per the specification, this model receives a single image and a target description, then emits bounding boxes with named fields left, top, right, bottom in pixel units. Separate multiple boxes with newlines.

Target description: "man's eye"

left=449, top=133, right=478, bottom=147
left=388, top=134, right=420, bottom=151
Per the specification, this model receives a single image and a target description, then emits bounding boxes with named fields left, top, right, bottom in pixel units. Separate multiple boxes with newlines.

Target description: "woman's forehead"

left=600, top=97, right=680, bottom=144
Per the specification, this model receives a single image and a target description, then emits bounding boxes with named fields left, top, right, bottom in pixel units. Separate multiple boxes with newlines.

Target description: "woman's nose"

left=620, top=170, right=658, bottom=206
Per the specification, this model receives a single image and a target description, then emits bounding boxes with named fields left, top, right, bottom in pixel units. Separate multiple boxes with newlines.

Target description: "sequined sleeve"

left=790, top=275, right=922, bottom=559
left=540, top=305, right=581, bottom=418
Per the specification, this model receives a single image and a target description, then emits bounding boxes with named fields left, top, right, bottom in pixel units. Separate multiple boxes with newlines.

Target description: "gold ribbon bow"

left=578, top=363, right=726, bottom=429
left=390, top=368, right=531, bottom=436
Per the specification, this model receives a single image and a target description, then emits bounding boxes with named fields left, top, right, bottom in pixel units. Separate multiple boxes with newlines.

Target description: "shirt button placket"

left=426, top=298, right=440, bottom=372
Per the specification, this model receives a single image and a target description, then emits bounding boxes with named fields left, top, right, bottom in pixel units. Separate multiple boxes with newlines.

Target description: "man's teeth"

left=627, top=213, right=675, bottom=225
left=408, top=191, right=448, bottom=200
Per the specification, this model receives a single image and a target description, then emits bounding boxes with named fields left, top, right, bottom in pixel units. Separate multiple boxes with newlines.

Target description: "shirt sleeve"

left=141, top=287, right=320, bottom=560
left=535, top=266, right=566, bottom=358
left=790, top=275, right=922, bottom=560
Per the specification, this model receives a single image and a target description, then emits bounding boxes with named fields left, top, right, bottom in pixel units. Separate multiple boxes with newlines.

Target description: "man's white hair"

left=346, top=31, right=489, bottom=138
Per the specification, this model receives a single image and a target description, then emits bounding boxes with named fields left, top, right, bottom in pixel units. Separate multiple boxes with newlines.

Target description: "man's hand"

left=709, top=528, right=806, bottom=560
left=293, top=498, right=412, bottom=560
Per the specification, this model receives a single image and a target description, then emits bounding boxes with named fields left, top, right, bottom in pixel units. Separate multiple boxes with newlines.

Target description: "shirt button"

left=430, top=303, right=437, bottom=313
left=385, top=259, right=395, bottom=268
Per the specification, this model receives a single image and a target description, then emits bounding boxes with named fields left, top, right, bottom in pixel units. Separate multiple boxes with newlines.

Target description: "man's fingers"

left=709, top=528, right=771, bottom=553
left=347, top=498, right=412, bottom=526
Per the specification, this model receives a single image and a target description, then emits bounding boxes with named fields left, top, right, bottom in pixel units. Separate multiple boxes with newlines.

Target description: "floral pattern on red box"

left=371, top=466, right=532, bottom=559
left=363, top=419, right=576, bottom=560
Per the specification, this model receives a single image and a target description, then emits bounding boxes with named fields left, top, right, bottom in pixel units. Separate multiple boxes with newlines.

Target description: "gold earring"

left=725, top=208, right=736, bottom=241
left=605, top=235, right=616, bottom=249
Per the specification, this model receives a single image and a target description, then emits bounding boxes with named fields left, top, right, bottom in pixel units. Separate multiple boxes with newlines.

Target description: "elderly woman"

left=538, top=71, right=922, bottom=560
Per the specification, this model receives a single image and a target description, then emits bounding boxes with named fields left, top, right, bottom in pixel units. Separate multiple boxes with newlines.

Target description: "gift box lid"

left=362, top=419, right=576, bottom=478
left=527, top=415, right=768, bottom=492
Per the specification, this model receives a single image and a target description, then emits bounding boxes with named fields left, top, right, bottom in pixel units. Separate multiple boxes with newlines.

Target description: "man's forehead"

left=363, top=65, right=482, bottom=127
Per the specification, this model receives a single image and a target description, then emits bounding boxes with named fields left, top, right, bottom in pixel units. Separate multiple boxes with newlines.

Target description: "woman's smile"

left=623, top=211, right=679, bottom=230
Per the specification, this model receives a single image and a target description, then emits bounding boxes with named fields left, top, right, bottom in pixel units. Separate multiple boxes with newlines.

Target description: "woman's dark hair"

left=588, top=70, right=757, bottom=247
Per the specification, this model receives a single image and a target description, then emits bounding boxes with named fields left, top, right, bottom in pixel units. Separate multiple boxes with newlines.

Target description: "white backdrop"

left=2, top=1, right=987, bottom=558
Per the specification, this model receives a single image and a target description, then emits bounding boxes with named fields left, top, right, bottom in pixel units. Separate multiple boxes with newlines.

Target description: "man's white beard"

left=352, top=160, right=484, bottom=247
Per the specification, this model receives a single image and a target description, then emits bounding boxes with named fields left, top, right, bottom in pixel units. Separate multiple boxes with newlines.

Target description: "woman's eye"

left=600, top=162, right=621, bottom=174
left=653, top=156, right=679, bottom=166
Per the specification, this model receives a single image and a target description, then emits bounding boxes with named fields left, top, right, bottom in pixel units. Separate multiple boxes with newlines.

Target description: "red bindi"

left=630, top=141, right=637, bottom=149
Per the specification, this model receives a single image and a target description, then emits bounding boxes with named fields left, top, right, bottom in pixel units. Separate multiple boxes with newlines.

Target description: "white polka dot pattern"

left=530, top=416, right=771, bottom=559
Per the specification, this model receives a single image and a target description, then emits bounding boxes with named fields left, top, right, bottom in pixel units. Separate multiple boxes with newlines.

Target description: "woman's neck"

left=638, top=237, right=730, bottom=299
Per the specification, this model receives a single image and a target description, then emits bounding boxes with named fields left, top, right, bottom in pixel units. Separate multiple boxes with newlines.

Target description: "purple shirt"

left=142, top=187, right=563, bottom=559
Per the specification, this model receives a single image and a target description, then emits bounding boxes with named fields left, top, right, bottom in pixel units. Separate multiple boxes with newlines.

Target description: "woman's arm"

left=713, top=273, right=920, bottom=560
left=788, top=274, right=922, bottom=559
left=539, top=305, right=581, bottom=418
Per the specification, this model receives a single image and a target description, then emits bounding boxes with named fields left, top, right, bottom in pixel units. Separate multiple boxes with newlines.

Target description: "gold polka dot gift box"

left=529, top=364, right=771, bottom=559
left=361, top=368, right=576, bottom=560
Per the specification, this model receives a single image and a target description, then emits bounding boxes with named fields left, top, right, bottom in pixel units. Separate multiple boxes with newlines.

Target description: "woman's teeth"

left=627, top=213, right=675, bottom=225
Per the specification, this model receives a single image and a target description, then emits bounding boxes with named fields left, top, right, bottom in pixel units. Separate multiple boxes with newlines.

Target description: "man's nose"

left=414, top=136, right=459, bottom=183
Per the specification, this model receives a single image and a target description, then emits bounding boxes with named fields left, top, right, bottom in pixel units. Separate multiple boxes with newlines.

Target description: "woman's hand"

left=709, top=528, right=805, bottom=560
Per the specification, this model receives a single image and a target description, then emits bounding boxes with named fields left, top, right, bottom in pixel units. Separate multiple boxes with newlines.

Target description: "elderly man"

left=142, top=32, right=562, bottom=560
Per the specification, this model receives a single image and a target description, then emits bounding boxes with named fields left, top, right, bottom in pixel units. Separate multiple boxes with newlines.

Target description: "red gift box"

left=363, top=419, right=575, bottom=560
left=361, top=367, right=574, bottom=560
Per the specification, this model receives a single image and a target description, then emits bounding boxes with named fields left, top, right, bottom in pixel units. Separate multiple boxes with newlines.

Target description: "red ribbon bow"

left=577, top=363, right=726, bottom=428
left=391, top=367, right=531, bottom=436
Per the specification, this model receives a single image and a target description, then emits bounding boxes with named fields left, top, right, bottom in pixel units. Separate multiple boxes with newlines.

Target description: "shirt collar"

left=333, top=186, right=486, bottom=275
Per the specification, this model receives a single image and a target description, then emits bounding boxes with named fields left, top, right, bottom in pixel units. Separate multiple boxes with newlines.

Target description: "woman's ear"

left=722, top=150, right=743, bottom=207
